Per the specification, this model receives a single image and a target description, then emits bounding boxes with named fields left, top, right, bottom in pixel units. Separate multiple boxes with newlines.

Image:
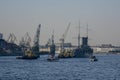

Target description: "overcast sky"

left=0, top=0, right=120, bottom=46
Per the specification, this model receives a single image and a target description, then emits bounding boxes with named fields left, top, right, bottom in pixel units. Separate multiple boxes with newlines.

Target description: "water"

left=0, top=54, right=120, bottom=80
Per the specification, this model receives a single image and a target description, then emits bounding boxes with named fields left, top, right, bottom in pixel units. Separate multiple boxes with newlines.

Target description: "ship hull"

left=47, top=57, right=59, bottom=62
left=58, top=47, right=93, bottom=58
left=16, top=55, right=39, bottom=59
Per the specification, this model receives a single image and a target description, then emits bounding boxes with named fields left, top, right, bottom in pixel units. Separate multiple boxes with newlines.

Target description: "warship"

left=58, top=22, right=93, bottom=58
left=73, top=37, right=93, bottom=58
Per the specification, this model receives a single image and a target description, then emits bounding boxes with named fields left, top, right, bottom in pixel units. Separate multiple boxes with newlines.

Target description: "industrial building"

left=92, top=44, right=120, bottom=54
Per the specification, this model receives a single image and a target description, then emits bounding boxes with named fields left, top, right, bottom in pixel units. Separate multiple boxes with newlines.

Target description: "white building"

left=92, top=44, right=120, bottom=53
left=92, top=46, right=113, bottom=53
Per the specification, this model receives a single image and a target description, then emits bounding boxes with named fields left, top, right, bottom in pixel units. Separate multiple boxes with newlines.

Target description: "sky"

left=0, top=0, right=120, bottom=46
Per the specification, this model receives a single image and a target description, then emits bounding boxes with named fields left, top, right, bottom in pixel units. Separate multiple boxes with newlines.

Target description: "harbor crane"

left=16, top=25, right=41, bottom=59
left=7, top=33, right=17, bottom=44
left=45, top=38, right=51, bottom=47
left=32, top=24, right=41, bottom=54
left=59, top=22, right=71, bottom=53
left=19, top=32, right=31, bottom=48
left=45, top=30, right=54, bottom=47
left=24, top=32, right=31, bottom=47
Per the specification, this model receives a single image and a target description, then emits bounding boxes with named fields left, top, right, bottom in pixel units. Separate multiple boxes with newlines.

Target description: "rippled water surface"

left=0, top=54, right=120, bottom=80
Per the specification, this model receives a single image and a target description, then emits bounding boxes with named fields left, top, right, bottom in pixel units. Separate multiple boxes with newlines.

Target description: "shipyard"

left=0, top=0, right=120, bottom=80
left=0, top=23, right=120, bottom=58
left=0, top=22, right=94, bottom=58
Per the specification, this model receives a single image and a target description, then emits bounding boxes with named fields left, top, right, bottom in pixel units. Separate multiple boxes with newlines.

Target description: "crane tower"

left=7, top=33, right=17, bottom=44
left=59, top=22, right=71, bottom=53
left=32, top=24, right=41, bottom=54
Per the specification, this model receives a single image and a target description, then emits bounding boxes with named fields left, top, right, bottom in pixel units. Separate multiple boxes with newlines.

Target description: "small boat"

left=47, top=30, right=59, bottom=62
left=90, top=56, right=98, bottom=62
left=47, top=55, right=59, bottom=62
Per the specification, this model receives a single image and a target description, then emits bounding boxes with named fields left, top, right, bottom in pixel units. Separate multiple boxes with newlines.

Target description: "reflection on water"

left=0, top=54, right=120, bottom=80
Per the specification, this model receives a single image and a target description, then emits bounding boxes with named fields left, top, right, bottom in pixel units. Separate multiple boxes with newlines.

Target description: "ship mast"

left=78, top=21, right=80, bottom=48
left=49, top=30, right=55, bottom=57
left=51, top=30, right=54, bottom=45
left=86, top=23, right=88, bottom=38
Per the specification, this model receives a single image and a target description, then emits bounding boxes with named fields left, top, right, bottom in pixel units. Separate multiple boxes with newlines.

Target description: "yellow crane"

left=59, top=22, right=71, bottom=53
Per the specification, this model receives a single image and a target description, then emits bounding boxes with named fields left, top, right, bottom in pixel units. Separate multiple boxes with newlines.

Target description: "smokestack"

left=82, top=37, right=88, bottom=47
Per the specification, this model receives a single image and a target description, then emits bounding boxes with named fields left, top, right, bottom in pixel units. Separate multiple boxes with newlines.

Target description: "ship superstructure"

left=58, top=22, right=93, bottom=58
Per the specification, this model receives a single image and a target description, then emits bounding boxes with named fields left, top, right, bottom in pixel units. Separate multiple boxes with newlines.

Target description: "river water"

left=0, top=54, right=120, bottom=80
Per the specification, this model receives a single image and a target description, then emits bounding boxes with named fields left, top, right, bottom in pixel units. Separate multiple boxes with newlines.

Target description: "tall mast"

left=86, top=23, right=88, bottom=38
left=51, top=30, right=54, bottom=45
left=50, top=29, right=55, bottom=57
left=78, top=21, right=80, bottom=48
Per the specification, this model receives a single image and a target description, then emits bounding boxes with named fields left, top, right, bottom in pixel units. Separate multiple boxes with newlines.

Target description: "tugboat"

left=47, top=55, right=59, bottom=62
left=47, top=30, right=59, bottom=62
left=16, top=24, right=41, bottom=59
left=90, top=56, right=98, bottom=62
left=58, top=22, right=74, bottom=58
left=16, top=50, right=39, bottom=59
left=58, top=50, right=74, bottom=58
left=73, top=22, right=93, bottom=58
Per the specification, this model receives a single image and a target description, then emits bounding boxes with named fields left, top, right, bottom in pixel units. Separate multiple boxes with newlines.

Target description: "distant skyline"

left=0, top=0, right=120, bottom=46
